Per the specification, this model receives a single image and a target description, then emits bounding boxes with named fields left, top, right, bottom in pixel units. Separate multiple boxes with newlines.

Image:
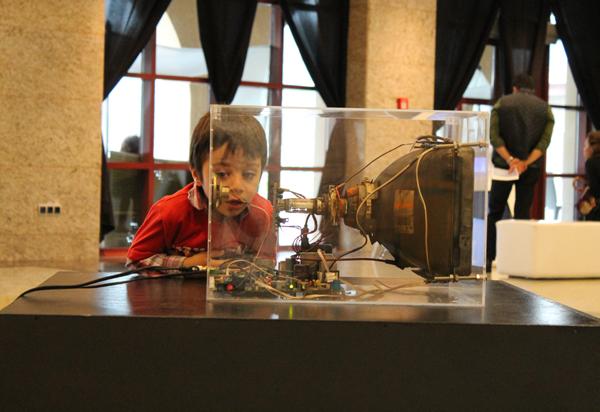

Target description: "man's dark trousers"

left=486, top=167, right=541, bottom=265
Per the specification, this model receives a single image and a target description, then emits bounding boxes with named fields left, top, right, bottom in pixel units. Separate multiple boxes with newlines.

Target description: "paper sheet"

left=492, top=166, right=519, bottom=181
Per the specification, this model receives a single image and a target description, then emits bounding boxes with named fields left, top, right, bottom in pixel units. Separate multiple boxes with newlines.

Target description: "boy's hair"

left=189, top=112, right=268, bottom=173
left=513, top=73, right=535, bottom=92
left=588, top=131, right=600, bottom=157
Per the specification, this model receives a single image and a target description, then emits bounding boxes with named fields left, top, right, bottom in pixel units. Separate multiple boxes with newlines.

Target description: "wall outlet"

left=38, top=203, right=61, bottom=215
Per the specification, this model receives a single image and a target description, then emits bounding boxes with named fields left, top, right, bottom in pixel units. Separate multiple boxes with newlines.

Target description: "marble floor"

left=0, top=259, right=127, bottom=311
left=0, top=266, right=61, bottom=310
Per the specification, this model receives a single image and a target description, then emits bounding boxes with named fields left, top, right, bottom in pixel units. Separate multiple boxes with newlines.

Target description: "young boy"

left=126, top=112, right=274, bottom=269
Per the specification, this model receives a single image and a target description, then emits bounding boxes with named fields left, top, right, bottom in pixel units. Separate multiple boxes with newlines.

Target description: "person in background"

left=575, top=131, right=600, bottom=221
left=486, top=73, right=554, bottom=272
left=112, top=135, right=141, bottom=234
left=120, top=135, right=140, bottom=154
left=127, top=113, right=274, bottom=269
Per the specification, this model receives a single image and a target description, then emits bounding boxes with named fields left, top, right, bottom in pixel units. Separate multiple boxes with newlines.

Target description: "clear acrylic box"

left=206, top=105, right=489, bottom=306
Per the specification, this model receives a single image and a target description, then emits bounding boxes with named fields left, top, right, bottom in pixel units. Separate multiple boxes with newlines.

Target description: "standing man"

left=486, top=73, right=554, bottom=272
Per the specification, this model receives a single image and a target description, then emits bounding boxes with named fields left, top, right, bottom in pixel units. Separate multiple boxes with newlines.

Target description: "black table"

left=1, top=271, right=599, bottom=411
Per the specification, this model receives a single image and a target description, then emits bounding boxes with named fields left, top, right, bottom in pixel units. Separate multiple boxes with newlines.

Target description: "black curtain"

left=496, top=0, right=550, bottom=219
left=279, top=0, right=349, bottom=246
left=196, top=0, right=257, bottom=104
left=101, top=0, right=172, bottom=240
left=104, top=0, right=172, bottom=98
left=280, top=0, right=349, bottom=107
left=551, top=0, right=600, bottom=129
left=317, top=120, right=349, bottom=247
left=434, top=0, right=498, bottom=110
left=498, top=0, right=550, bottom=96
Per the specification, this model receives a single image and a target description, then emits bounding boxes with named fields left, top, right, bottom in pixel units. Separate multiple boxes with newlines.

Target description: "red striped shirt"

left=127, top=183, right=274, bottom=268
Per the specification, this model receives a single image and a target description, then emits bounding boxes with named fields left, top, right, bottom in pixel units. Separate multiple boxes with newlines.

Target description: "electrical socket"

left=38, top=202, right=62, bottom=215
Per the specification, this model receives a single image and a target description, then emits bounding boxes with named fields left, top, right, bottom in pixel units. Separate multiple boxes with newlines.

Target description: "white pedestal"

left=496, top=220, right=600, bottom=278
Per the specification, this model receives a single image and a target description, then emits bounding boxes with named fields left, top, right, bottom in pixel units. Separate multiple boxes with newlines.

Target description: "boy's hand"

left=183, top=250, right=224, bottom=267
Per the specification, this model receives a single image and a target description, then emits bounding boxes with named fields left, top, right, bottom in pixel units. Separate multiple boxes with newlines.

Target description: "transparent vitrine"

left=206, top=105, right=489, bottom=306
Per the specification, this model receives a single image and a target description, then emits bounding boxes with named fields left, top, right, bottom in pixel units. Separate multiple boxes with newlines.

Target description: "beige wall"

left=347, top=0, right=436, bottom=110
left=167, top=0, right=271, bottom=48
left=166, top=0, right=200, bottom=48
left=336, top=0, right=436, bottom=251
left=0, top=0, right=104, bottom=266
left=346, top=0, right=436, bottom=174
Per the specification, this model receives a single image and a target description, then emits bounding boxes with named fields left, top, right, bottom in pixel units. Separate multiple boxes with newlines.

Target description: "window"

left=463, top=44, right=495, bottom=101
left=101, top=0, right=324, bottom=250
left=544, top=37, right=588, bottom=221
left=459, top=43, right=496, bottom=114
left=460, top=15, right=589, bottom=221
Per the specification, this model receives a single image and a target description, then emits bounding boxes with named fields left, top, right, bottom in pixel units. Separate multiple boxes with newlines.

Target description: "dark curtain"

left=99, top=144, right=114, bottom=241
left=551, top=0, right=600, bottom=129
left=101, top=0, right=172, bottom=240
left=280, top=0, right=349, bottom=107
left=434, top=0, right=498, bottom=110
left=317, top=120, right=349, bottom=247
left=104, top=0, right=172, bottom=98
left=196, top=0, right=258, bottom=104
left=279, top=0, right=349, bottom=246
left=498, top=0, right=550, bottom=96
left=497, top=0, right=550, bottom=219
left=280, top=0, right=349, bottom=184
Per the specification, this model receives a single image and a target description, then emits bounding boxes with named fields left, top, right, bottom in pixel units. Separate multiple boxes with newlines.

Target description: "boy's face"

left=196, top=143, right=262, bottom=217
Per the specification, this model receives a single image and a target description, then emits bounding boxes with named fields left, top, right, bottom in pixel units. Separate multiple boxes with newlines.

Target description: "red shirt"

left=127, top=183, right=274, bottom=267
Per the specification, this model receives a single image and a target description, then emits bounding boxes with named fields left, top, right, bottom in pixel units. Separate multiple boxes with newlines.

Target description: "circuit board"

left=209, top=253, right=357, bottom=300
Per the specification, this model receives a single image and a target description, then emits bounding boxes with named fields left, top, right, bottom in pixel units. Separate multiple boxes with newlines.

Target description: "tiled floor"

left=0, top=266, right=61, bottom=310
left=0, top=258, right=128, bottom=311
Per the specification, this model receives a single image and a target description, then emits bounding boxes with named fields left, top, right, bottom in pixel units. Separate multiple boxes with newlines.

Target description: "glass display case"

left=205, top=105, right=489, bottom=306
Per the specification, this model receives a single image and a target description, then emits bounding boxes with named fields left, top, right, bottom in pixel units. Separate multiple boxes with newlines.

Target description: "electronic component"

left=273, top=137, right=479, bottom=281
left=208, top=136, right=483, bottom=301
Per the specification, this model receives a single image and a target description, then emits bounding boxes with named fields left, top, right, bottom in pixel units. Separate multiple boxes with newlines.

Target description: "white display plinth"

left=497, top=220, right=600, bottom=278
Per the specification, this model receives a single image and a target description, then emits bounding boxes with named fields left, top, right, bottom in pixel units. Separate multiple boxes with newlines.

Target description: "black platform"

left=1, top=271, right=599, bottom=411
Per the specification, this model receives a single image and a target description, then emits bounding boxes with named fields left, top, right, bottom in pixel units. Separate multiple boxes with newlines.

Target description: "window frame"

left=458, top=34, right=591, bottom=221
left=102, top=1, right=323, bottom=254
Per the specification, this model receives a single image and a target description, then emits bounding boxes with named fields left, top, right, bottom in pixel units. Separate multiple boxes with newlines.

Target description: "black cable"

left=19, top=267, right=150, bottom=297
left=337, top=142, right=414, bottom=189
left=328, top=233, right=369, bottom=268
left=304, top=235, right=323, bottom=252
left=80, top=270, right=204, bottom=289
left=300, top=256, right=395, bottom=264
left=280, top=188, right=306, bottom=198
left=305, top=213, right=318, bottom=234
left=18, top=266, right=203, bottom=298
left=84, top=266, right=188, bottom=287
left=292, top=233, right=302, bottom=253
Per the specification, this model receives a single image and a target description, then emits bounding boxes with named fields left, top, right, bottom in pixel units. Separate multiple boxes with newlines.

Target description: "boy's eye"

left=215, top=171, right=229, bottom=178
left=243, top=171, right=257, bottom=180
